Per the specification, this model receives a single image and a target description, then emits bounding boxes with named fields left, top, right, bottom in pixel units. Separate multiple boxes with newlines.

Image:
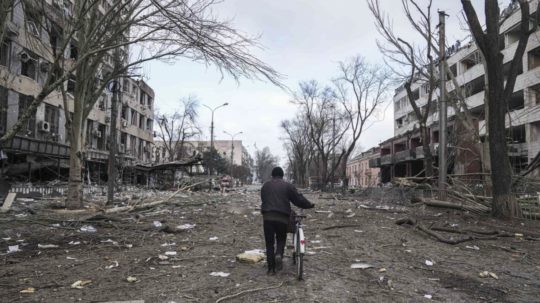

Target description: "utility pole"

left=438, top=11, right=447, bottom=200
left=107, top=49, right=121, bottom=204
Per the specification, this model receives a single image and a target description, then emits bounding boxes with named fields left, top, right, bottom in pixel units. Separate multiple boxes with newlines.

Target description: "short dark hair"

left=271, top=167, right=284, bottom=178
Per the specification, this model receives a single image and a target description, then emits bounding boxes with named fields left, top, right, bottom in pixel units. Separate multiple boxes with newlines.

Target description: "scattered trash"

left=354, top=230, right=363, bottom=233
left=479, top=271, right=498, bottom=279
left=210, top=272, right=230, bottom=277
left=424, top=294, right=432, bottom=299
left=164, top=251, right=177, bottom=256
left=51, top=224, right=61, bottom=227
left=8, top=245, right=20, bottom=253
left=345, top=209, right=352, bottom=213
left=19, top=287, right=35, bottom=294
left=153, top=221, right=162, bottom=228
left=38, top=244, right=59, bottom=249
left=105, top=261, right=119, bottom=269
left=515, top=233, right=524, bottom=238
left=126, top=276, right=138, bottom=283
left=101, top=239, right=118, bottom=245
left=346, top=213, right=355, bottom=218
left=2, top=237, right=11, bottom=241
left=158, top=255, right=169, bottom=260
left=306, top=251, right=316, bottom=255
left=425, top=260, right=434, bottom=266
left=465, top=245, right=480, bottom=250
left=80, top=225, right=97, bottom=233
left=351, top=263, right=373, bottom=269
left=125, top=244, right=133, bottom=248
left=236, top=249, right=265, bottom=263
left=176, top=224, right=196, bottom=230
left=379, top=268, right=387, bottom=272
left=71, top=280, right=92, bottom=289
left=311, top=240, right=321, bottom=244
left=68, top=241, right=80, bottom=245
left=209, top=237, right=218, bottom=241
left=161, top=242, right=176, bottom=247
left=66, top=256, right=77, bottom=260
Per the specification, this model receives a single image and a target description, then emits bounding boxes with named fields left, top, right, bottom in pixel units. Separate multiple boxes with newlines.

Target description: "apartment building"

left=346, top=147, right=380, bottom=188
left=0, top=0, right=155, bottom=181
left=371, top=0, right=540, bottom=182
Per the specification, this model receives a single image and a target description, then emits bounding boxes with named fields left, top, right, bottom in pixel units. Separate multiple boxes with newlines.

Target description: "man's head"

left=271, top=167, right=284, bottom=178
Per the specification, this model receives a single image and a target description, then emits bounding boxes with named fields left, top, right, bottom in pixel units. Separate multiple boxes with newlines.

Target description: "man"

left=260, top=167, right=314, bottom=274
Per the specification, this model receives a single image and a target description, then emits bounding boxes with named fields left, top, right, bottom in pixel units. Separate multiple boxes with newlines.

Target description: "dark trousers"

left=263, top=220, right=287, bottom=269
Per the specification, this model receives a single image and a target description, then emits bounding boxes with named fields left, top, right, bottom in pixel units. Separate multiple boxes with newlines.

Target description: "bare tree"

left=255, top=146, right=278, bottom=182
left=155, top=96, right=200, bottom=162
left=292, top=80, right=348, bottom=190
left=460, top=0, right=539, bottom=218
left=333, top=55, right=392, bottom=190
left=0, top=0, right=281, bottom=208
left=281, top=114, right=314, bottom=187
left=368, top=0, right=441, bottom=179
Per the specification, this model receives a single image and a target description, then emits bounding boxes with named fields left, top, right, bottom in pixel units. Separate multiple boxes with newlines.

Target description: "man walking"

left=260, top=167, right=314, bottom=274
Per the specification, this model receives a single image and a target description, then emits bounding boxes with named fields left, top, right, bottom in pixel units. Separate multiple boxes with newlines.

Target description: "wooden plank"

left=1, top=193, right=16, bottom=213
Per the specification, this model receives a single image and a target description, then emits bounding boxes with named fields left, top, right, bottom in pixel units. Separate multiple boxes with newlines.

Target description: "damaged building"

left=0, top=0, right=155, bottom=185
left=371, top=1, right=540, bottom=184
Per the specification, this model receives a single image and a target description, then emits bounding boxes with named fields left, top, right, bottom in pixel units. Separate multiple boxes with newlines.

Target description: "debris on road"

left=236, top=249, right=265, bottom=263
left=351, top=263, right=374, bottom=269
left=71, top=280, right=92, bottom=289
left=210, top=272, right=230, bottom=277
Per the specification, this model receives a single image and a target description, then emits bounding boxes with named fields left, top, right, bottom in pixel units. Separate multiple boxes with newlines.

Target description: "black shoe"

left=275, top=255, right=283, bottom=271
left=267, top=267, right=276, bottom=275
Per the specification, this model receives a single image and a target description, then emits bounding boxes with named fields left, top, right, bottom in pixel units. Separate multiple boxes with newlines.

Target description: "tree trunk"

left=66, top=116, right=85, bottom=209
left=486, top=60, right=520, bottom=218
left=420, top=125, right=434, bottom=179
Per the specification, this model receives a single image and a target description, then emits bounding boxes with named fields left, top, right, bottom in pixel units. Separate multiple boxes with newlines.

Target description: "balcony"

left=380, top=154, right=394, bottom=165
left=369, top=157, right=381, bottom=168
left=3, top=136, right=69, bottom=158
left=394, top=149, right=415, bottom=162
left=508, top=143, right=528, bottom=157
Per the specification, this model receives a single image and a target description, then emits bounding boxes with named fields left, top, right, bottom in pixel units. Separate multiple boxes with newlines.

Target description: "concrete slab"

left=1, top=193, right=16, bottom=213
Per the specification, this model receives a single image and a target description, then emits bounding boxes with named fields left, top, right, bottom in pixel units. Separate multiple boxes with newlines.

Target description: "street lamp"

left=202, top=102, right=229, bottom=152
left=202, top=102, right=228, bottom=176
left=223, top=130, right=243, bottom=177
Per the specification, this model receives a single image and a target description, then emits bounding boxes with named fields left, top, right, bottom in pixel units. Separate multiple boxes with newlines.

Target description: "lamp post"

left=223, top=130, right=243, bottom=177
left=202, top=102, right=228, bottom=175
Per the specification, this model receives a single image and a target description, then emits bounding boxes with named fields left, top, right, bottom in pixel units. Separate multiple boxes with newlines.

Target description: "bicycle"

left=292, top=209, right=307, bottom=280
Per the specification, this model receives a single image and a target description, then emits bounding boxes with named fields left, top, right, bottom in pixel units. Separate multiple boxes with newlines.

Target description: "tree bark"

left=66, top=113, right=85, bottom=209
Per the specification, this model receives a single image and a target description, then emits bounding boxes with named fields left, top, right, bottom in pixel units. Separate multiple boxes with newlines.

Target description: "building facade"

left=0, top=0, right=155, bottom=181
left=152, top=140, right=245, bottom=166
left=347, top=147, right=380, bottom=188
left=372, top=0, right=540, bottom=182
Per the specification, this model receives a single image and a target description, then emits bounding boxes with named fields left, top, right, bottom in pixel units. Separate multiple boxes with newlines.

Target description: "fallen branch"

left=322, top=224, right=364, bottom=231
left=421, top=199, right=489, bottom=213
left=215, top=281, right=284, bottom=303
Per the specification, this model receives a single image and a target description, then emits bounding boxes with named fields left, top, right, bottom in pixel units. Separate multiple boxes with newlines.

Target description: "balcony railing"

left=394, top=149, right=415, bottom=162
left=369, top=157, right=381, bottom=168
left=380, top=154, right=394, bottom=165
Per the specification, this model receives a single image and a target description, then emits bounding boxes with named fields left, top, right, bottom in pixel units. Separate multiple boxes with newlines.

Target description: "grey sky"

left=146, top=0, right=486, bottom=163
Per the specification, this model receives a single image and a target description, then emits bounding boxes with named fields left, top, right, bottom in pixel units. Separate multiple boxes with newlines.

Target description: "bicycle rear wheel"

left=296, top=236, right=303, bottom=280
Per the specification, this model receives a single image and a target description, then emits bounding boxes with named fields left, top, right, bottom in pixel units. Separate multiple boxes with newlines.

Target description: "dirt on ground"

left=1, top=185, right=539, bottom=303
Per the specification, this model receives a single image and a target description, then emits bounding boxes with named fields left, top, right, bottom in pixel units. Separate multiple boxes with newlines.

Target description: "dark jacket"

left=260, top=177, right=314, bottom=218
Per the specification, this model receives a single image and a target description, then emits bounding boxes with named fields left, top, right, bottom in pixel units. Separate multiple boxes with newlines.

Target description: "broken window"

left=147, top=96, right=153, bottom=109
left=460, top=51, right=481, bottom=73
left=18, top=94, right=36, bottom=137
left=0, top=40, right=9, bottom=67
left=44, top=104, right=59, bottom=138
left=20, top=50, right=38, bottom=80
left=528, top=46, right=540, bottom=70
left=25, top=8, right=41, bottom=37
left=69, top=41, right=78, bottom=60
left=139, top=91, right=146, bottom=105
left=67, top=75, right=76, bottom=94
left=0, top=86, right=7, bottom=133
left=131, top=109, right=137, bottom=125
left=139, top=114, right=144, bottom=129
left=146, top=118, right=153, bottom=131
left=86, top=119, right=94, bottom=148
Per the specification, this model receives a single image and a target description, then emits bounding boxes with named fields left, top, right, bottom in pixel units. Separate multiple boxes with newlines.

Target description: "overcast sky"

left=145, top=0, right=488, bottom=164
